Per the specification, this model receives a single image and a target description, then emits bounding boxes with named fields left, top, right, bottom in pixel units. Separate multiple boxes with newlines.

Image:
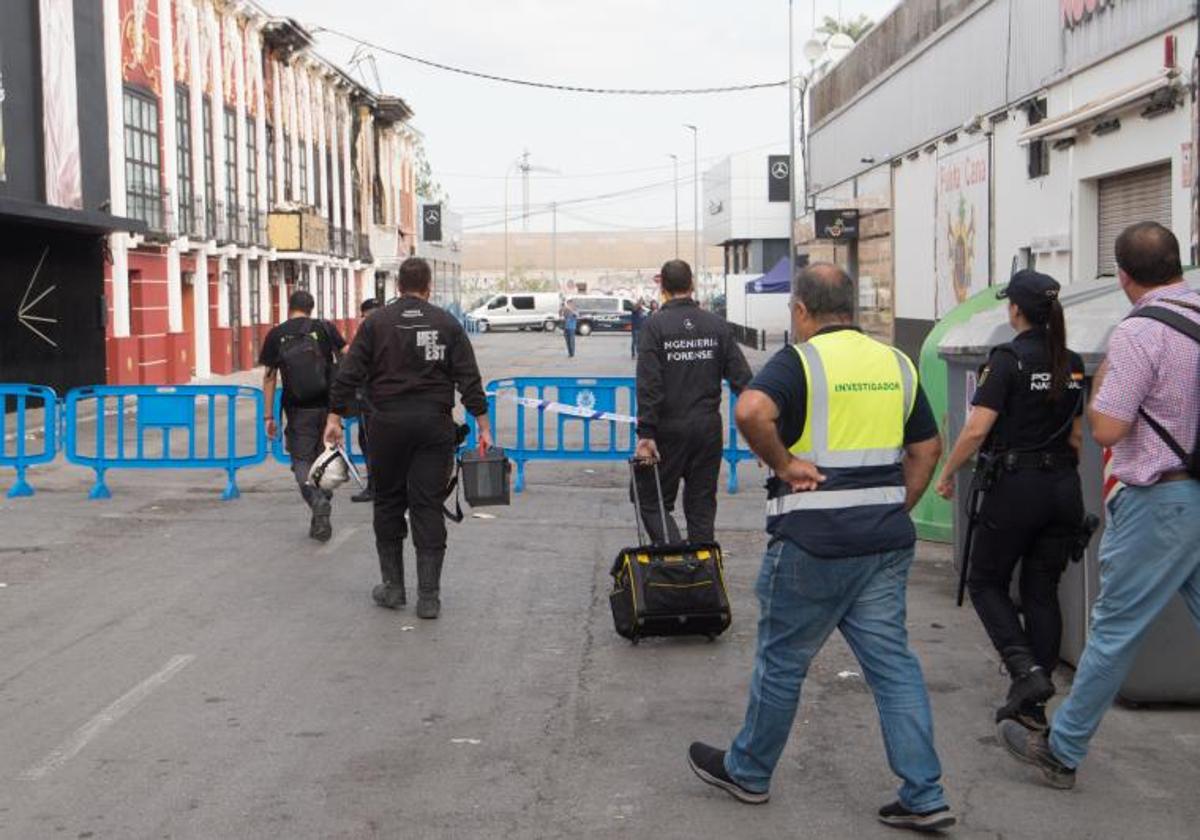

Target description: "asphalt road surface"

left=2, top=328, right=1199, bottom=839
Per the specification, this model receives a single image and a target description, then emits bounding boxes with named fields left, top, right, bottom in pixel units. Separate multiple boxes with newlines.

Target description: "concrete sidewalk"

left=1, top=330, right=1197, bottom=839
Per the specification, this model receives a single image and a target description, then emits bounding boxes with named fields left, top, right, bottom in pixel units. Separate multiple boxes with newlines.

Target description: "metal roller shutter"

left=1097, top=164, right=1172, bottom=277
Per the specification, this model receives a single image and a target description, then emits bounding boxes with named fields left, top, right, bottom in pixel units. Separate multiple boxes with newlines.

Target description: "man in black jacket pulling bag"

left=634, top=259, right=752, bottom=544
left=325, top=258, right=493, bottom=618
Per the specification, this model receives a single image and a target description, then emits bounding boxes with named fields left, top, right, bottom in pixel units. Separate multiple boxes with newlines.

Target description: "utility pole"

left=788, top=0, right=797, bottom=290
left=668, top=153, right=679, bottom=257
left=520, top=149, right=532, bottom=231
left=684, top=124, right=699, bottom=284
left=552, top=201, right=558, bottom=290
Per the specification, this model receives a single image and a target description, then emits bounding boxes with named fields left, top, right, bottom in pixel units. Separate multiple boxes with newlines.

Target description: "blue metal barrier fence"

left=1, top=385, right=59, bottom=498
left=479, top=376, right=754, bottom=493
left=5, top=376, right=757, bottom=499
left=270, top=391, right=365, bottom=466
left=65, top=385, right=267, bottom=500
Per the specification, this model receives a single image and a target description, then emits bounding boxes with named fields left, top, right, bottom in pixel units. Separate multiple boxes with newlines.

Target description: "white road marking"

left=319, top=524, right=360, bottom=556
left=20, top=654, right=195, bottom=781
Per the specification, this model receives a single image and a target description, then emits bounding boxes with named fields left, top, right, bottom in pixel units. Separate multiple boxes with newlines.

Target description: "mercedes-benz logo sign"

left=425, top=209, right=440, bottom=224
left=771, top=161, right=790, bottom=180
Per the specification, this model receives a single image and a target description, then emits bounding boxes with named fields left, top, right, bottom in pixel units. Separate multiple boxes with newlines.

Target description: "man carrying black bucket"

left=325, top=257, right=493, bottom=619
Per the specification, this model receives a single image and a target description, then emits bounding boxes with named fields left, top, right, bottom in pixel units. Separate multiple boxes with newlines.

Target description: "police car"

left=566, top=295, right=635, bottom=335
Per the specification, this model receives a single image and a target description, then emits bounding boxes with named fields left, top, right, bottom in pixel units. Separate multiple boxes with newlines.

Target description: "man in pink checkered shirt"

left=1001, top=222, right=1200, bottom=790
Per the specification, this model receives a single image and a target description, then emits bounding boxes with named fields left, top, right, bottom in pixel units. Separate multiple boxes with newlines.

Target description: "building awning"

left=1018, top=69, right=1179, bottom=146
left=0, top=196, right=146, bottom=235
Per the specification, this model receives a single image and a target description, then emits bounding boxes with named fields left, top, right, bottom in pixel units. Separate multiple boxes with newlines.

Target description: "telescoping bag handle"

left=628, top=457, right=670, bottom=548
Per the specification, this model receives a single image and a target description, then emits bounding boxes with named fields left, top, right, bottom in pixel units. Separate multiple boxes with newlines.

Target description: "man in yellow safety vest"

left=686, top=263, right=954, bottom=832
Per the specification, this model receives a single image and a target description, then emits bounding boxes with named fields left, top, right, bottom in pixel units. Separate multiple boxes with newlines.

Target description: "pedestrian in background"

left=351, top=297, right=382, bottom=503
left=936, top=270, right=1086, bottom=732
left=1001, top=222, right=1200, bottom=789
left=630, top=299, right=647, bottom=359
left=634, top=259, right=751, bottom=544
left=326, top=258, right=493, bottom=618
left=260, top=290, right=346, bottom=542
left=687, top=263, right=954, bottom=833
left=562, top=300, right=579, bottom=358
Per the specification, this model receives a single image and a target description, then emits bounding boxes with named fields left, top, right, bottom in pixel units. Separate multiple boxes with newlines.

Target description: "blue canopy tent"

left=744, top=257, right=791, bottom=294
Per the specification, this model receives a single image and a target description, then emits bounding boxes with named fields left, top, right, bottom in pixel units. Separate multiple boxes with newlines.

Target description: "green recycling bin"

left=912, top=287, right=1007, bottom=542
left=938, top=275, right=1200, bottom=704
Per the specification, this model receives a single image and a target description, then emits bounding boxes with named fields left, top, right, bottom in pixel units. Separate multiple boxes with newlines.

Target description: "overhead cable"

left=310, top=25, right=787, bottom=96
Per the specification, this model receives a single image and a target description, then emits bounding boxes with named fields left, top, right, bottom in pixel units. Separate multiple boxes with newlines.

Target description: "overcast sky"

left=269, top=0, right=898, bottom=233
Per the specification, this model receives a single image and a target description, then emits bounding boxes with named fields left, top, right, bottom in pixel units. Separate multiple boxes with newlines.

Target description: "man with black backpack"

left=1000, top=222, right=1200, bottom=791
left=261, top=289, right=346, bottom=542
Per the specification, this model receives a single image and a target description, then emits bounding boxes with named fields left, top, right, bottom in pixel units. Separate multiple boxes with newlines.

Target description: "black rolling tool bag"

left=609, top=460, right=732, bottom=643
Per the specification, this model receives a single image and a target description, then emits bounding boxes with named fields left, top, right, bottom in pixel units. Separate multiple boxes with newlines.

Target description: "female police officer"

left=936, top=270, right=1085, bottom=732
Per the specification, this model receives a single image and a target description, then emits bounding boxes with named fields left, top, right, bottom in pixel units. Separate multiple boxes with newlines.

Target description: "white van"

left=470, top=292, right=562, bottom=332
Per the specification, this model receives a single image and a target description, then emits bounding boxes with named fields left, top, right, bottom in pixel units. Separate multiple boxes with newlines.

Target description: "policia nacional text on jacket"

left=323, top=257, right=494, bottom=619
left=936, top=269, right=1086, bottom=731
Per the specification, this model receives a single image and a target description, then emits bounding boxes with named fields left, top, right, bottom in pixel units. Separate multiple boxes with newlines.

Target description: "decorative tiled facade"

left=103, top=0, right=419, bottom=384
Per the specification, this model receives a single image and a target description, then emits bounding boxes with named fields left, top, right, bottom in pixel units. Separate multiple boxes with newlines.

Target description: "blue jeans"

left=725, top=539, right=947, bottom=812
left=564, top=327, right=576, bottom=357
left=1050, top=481, right=1200, bottom=768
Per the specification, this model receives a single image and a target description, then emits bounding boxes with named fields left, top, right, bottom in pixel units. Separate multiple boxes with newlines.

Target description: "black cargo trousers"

left=369, top=407, right=457, bottom=552
left=284, top=406, right=331, bottom=513
left=967, top=465, right=1083, bottom=672
left=633, top=415, right=724, bottom=545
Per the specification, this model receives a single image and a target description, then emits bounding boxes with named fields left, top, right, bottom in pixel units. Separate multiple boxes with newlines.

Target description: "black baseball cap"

left=997, top=269, right=1060, bottom=322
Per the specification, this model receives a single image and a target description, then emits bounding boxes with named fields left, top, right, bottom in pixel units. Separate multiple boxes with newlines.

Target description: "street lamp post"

left=683, top=124, right=699, bottom=284
left=503, top=157, right=519, bottom=286
left=668, top=153, right=680, bottom=257
left=788, top=0, right=797, bottom=290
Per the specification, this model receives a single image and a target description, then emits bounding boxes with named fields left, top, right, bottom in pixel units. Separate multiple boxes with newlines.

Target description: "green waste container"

left=938, top=275, right=1200, bottom=703
left=912, top=287, right=1007, bottom=542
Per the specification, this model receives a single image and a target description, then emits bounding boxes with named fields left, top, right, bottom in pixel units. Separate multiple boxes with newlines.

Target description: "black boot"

left=416, top=551, right=444, bottom=619
left=996, top=647, right=1055, bottom=724
left=309, top=491, right=332, bottom=542
left=372, top=542, right=406, bottom=609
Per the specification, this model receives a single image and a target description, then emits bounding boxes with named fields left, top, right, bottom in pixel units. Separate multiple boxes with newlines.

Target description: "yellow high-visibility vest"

left=766, top=328, right=917, bottom=518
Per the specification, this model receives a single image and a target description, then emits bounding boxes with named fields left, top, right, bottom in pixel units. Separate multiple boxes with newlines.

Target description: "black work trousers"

left=369, top=409, right=456, bottom=552
left=967, top=465, right=1083, bottom=672
left=357, top=408, right=373, bottom=492
left=633, top=417, right=723, bottom=545
left=284, top=406, right=330, bottom=513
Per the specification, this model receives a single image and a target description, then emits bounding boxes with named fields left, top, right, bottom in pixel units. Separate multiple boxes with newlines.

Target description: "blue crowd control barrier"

left=1, top=384, right=59, bottom=498
left=65, top=385, right=267, bottom=500
left=485, top=376, right=636, bottom=493
left=723, top=402, right=756, bottom=494
left=482, top=376, right=754, bottom=493
left=269, top=392, right=365, bottom=466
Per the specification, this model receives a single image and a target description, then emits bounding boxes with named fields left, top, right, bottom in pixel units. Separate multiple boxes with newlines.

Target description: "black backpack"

left=1127, top=301, right=1200, bottom=479
left=278, top=319, right=332, bottom=404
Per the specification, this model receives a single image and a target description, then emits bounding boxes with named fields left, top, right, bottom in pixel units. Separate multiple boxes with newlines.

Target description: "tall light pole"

left=503, top=156, right=520, bottom=286
left=503, top=152, right=558, bottom=286
left=551, top=201, right=558, bottom=290
left=668, top=153, right=680, bottom=257
left=788, top=0, right=797, bottom=290
left=683, top=124, right=699, bottom=283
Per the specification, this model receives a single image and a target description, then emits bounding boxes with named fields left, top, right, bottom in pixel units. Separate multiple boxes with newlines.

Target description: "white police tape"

left=488, top=392, right=637, bottom=425
left=512, top=395, right=637, bottom=424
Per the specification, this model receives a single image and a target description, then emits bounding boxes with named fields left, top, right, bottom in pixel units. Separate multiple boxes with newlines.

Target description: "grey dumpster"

left=938, top=274, right=1200, bottom=704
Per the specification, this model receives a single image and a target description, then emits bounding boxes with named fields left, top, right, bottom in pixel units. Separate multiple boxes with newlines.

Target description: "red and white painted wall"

left=102, top=0, right=419, bottom=385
